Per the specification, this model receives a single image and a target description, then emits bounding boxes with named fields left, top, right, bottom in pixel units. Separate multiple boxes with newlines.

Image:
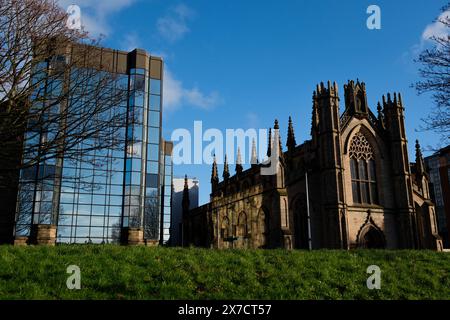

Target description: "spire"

left=182, top=174, right=190, bottom=212
left=235, top=148, right=243, bottom=174
left=274, top=119, right=283, bottom=156
left=223, top=155, right=230, bottom=180
left=415, top=140, right=425, bottom=176
left=251, top=138, right=258, bottom=167
left=211, top=155, right=219, bottom=187
left=286, top=116, right=296, bottom=152
left=267, top=128, right=272, bottom=158
left=377, top=102, right=385, bottom=128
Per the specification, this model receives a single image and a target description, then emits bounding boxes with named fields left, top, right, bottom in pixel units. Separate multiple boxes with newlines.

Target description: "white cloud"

left=422, top=9, right=450, bottom=42
left=402, top=9, right=449, bottom=64
left=164, top=68, right=222, bottom=111
left=120, top=33, right=141, bottom=51
left=157, top=4, right=195, bottom=43
left=58, top=0, right=138, bottom=36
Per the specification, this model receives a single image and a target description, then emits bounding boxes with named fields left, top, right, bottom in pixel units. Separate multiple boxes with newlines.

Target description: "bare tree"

left=414, top=3, right=450, bottom=146
left=0, top=0, right=130, bottom=189
left=144, top=195, right=160, bottom=240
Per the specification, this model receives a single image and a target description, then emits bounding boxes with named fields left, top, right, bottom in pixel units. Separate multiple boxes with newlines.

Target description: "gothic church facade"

left=183, top=80, right=442, bottom=250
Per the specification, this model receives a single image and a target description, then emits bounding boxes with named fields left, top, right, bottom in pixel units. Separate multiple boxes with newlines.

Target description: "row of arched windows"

left=219, top=211, right=268, bottom=247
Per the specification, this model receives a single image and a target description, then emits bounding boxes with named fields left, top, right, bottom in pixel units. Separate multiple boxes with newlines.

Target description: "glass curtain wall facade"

left=160, top=141, right=173, bottom=244
left=14, top=48, right=171, bottom=245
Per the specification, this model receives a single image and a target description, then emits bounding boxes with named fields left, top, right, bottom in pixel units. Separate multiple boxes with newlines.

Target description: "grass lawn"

left=0, top=245, right=448, bottom=300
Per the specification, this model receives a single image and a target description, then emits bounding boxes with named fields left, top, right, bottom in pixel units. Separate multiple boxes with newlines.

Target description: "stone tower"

left=382, top=92, right=416, bottom=248
left=313, top=81, right=348, bottom=249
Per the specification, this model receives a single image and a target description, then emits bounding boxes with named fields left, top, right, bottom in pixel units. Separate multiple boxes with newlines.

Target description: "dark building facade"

left=425, top=146, right=450, bottom=248
left=3, top=46, right=173, bottom=246
left=184, top=80, right=443, bottom=250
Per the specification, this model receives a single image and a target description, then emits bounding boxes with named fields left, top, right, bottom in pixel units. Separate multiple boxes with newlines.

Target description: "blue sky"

left=59, top=0, right=448, bottom=204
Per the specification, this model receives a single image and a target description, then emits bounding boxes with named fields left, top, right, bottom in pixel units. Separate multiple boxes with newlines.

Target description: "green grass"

left=0, top=245, right=449, bottom=299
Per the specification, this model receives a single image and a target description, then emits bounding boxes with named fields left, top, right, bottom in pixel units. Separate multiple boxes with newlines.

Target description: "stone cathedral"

left=182, top=80, right=443, bottom=250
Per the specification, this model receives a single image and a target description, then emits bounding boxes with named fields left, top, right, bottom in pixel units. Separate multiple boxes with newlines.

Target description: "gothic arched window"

left=237, top=212, right=247, bottom=237
left=349, top=132, right=378, bottom=204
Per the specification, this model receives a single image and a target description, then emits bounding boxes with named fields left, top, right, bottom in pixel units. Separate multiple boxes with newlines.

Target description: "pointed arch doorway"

left=358, top=225, right=385, bottom=249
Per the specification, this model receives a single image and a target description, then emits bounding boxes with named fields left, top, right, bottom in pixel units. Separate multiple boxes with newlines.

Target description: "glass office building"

left=14, top=48, right=172, bottom=245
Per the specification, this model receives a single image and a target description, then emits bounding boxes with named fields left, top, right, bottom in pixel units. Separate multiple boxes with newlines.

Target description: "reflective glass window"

left=146, top=174, right=158, bottom=188
left=147, top=144, right=159, bottom=161
left=149, top=95, right=160, bottom=111
left=77, top=205, right=91, bottom=215
left=147, top=161, right=159, bottom=174
left=76, top=227, right=90, bottom=237
left=148, top=127, right=160, bottom=144
left=109, top=195, right=123, bottom=206
left=148, top=111, right=160, bottom=128
left=76, top=216, right=91, bottom=226
left=109, top=206, right=122, bottom=216
left=150, top=79, right=161, bottom=95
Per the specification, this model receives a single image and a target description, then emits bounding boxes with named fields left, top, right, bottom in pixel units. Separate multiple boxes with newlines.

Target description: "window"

left=150, top=79, right=161, bottom=95
left=349, top=132, right=378, bottom=204
left=149, top=95, right=160, bottom=111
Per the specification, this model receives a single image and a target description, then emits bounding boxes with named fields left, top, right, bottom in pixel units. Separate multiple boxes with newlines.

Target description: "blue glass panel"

left=57, top=227, right=71, bottom=238
left=146, top=191, right=158, bottom=201
left=146, top=174, right=158, bottom=188
left=148, top=111, right=160, bottom=128
left=134, top=75, right=145, bottom=91
left=111, top=159, right=124, bottom=172
left=91, top=216, right=105, bottom=227
left=92, top=205, right=106, bottom=216
left=130, top=185, right=142, bottom=197
left=131, top=68, right=146, bottom=75
left=92, top=194, right=106, bottom=205
left=60, top=193, right=74, bottom=204
left=134, top=125, right=143, bottom=141
left=125, top=171, right=131, bottom=185
left=59, top=203, right=74, bottom=216
left=126, top=127, right=133, bottom=140
left=109, top=185, right=123, bottom=195
left=149, top=95, right=160, bottom=111
left=148, top=127, right=160, bottom=144
left=109, top=195, right=123, bottom=206
left=57, top=214, right=73, bottom=226
left=134, top=93, right=144, bottom=107
left=76, top=216, right=90, bottom=227
left=132, top=158, right=141, bottom=171
left=76, top=227, right=90, bottom=237
left=78, top=193, right=92, bottom=204
left=93, top=173, right=107, bottom=184
left=108, top=217, right=121, bottom=227
left=111, top=172, right=124, bottom=185
left=77, top=205, right=91, bottom=215
left=147, top=144, right=159, bottom=161
left=126, top=158, right=132, bottom=171
left=131, top=172, right=141, bottom=185
left=150, top=79, right=161, bottom=95
left=147, top=161, right=159, bottom=174
left=109, top=206, right=122, bottom=216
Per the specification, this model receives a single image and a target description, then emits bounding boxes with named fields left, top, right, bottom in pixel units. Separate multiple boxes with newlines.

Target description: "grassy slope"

left=0, top=246, right=449, bottom=300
